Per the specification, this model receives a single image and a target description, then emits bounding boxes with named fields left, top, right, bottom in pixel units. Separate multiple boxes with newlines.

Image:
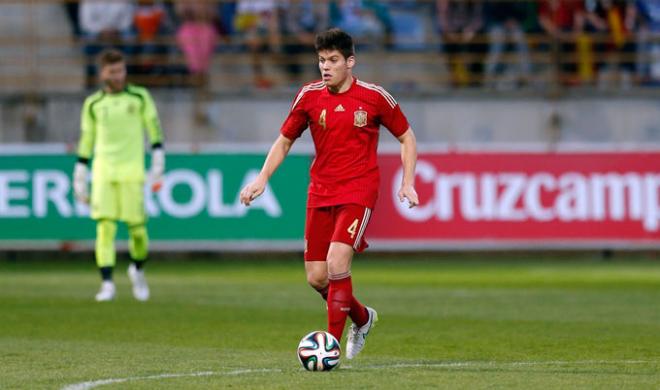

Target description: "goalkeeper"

left=73, top=49, right=165, bottom=302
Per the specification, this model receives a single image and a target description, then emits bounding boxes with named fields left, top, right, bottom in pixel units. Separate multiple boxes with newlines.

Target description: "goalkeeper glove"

left=149, top=147, right=165, bottom=192
left=73, top=161, right=89, bottom=204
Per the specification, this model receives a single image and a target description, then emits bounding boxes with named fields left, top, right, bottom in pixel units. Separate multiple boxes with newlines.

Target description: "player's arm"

left=73, top=97, right=97, bottom=203
left=240, top=134, right=295, bottom=206
left=241, top=84, right=309, bottom=206
left=397, top=128, right=419, bottom=208
left=378, top=88, right=419, bottom=209
left=142, top=88, right=165, bottom=191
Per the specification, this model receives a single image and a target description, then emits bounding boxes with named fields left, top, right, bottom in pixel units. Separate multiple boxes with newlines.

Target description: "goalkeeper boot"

left=128, top=263, right=150, bottom=302
left=346, top=306, right=378, bottom=359
left=95, top=281, right=116, bottom=302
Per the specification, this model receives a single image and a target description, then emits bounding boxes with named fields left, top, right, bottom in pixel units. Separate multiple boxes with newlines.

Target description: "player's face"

left=318, top=50, right=355, bottom=90
left=100, top=61, right=127, bottom=92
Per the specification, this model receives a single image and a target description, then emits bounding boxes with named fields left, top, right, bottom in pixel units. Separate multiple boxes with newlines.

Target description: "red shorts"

left=304, top=204, right=372, bottom=261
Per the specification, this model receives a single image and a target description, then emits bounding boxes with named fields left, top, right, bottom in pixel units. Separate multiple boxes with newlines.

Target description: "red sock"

left=323, top=282, right=368, bottom=327
left=327, top=276, right=352, bottom=342
left=349, top=295, right=369, bottom=327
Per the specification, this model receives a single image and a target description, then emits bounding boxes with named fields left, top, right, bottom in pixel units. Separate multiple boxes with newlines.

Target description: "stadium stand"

left=0, top=0, right=658, bottom=145
left=0, top=2, right=84, bottom=93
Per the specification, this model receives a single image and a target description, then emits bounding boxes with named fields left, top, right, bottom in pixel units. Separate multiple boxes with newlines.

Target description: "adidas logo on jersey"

left=334, top=104, right=345, bottom=112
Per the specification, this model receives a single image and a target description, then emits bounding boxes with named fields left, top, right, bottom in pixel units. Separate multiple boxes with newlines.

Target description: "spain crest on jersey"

left=354, top=110, right=367, bottom=127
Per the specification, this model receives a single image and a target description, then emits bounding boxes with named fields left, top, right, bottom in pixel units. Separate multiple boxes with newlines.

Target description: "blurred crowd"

left=62, top=0, right=660, bottom=89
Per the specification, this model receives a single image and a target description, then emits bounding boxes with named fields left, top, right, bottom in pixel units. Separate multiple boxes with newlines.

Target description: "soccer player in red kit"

left=240, top=28, right=419, bottom=360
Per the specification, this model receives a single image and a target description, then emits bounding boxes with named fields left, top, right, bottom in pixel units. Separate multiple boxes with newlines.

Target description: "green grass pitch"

left=1, top=254, right=660, bottom=389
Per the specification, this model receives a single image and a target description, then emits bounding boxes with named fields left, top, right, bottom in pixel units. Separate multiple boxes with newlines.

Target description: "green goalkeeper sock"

left=128, top=224, right=149, bottom=262
left=96, top=219, right=117, bottom=268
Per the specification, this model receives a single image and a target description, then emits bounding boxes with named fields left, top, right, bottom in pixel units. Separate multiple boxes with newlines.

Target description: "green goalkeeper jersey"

left=77, top=84, right=163, bottom=182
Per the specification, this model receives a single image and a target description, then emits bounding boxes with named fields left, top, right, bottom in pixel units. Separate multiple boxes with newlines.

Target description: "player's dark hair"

left=97, top=49, right=125, bottom=69
left=315, top=28, right=355, bottom=60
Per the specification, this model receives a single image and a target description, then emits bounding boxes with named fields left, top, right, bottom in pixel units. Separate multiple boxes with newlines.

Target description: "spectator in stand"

left=217, top=0, right=238, bottom=38
left=134, top=0, right=172, bottom=75
left=436, top=0, right=484, bottom=87
left=583, top=0, right=637, bottom=87
left=279, top=0, right=329, bottom=85
left=634, top=0, right=660, bottom=83
left=62, top=0, right=81, bottom=37
left=79, top=0, right=136, bottom=85
left=175, top=0, right=218, bottom=81
left=234, top=0, right=281, bottom=88
left=175, top=0, right=218, bottom=124
left=483, top=0, right=532, bottom=88
left=538, top=0, right=585, bottom=84
left=332, top=0, right=389, bottom=47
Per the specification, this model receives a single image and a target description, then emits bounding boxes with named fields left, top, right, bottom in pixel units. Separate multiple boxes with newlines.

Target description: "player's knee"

left=128, top=224, right=148, bottom=259
left=326, top=243, right=353, bottom=275
left=97, top=220, right=117, bottom=244
left=128, top=224, right=147, bottom=242
left=306, top=271, right=328, bottom=290
left=326, top=257, right=351, bottom=277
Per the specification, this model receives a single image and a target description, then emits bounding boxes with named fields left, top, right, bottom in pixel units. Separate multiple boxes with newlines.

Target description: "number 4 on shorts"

left=347, top=218, right=359, bottom=239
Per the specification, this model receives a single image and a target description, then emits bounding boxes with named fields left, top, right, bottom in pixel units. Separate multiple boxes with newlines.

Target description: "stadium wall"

left=0, top=145, right=658, bottom=251
left=1, top=96, right=659, bottom=145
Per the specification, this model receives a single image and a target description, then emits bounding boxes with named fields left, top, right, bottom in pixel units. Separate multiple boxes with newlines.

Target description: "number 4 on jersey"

left=319, top=109, right=327, bottom=130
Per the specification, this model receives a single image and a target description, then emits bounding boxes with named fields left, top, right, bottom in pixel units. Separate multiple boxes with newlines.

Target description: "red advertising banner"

left=368, top=152, right=660, bottom=248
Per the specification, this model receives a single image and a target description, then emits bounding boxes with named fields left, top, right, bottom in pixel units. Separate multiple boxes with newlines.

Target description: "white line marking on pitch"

left=61, top=369, right=281, bottom=390
left=62, top=360, right=659, bottom=390
left=346, top=360, right=659, bottom=370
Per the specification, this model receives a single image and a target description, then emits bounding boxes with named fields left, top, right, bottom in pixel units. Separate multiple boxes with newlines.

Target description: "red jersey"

left=280, top=77, right=409, bottom=209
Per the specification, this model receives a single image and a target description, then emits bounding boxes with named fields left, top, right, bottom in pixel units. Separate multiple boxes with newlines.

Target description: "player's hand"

left=240, top=177, right=267, bottom=206
left=73, top=162, right=89, bottom=204
left=149, top=148, right=165, bottom=192
left=398, top=184, right=419, bottom=208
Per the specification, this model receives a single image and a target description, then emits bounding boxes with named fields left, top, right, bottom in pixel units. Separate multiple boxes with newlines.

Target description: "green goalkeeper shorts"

left=91, top=180, right=146, bottom=225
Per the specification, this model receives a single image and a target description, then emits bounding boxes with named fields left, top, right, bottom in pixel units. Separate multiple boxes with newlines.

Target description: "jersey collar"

left=327, top=76, right=357, bottom=95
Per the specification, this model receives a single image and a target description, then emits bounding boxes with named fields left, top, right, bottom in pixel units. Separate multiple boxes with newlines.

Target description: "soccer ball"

left=297, top=330, right=341, bottom=371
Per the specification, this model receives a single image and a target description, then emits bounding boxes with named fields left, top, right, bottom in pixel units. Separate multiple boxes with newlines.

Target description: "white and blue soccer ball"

left=297, top=330, right=341, bottom=371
